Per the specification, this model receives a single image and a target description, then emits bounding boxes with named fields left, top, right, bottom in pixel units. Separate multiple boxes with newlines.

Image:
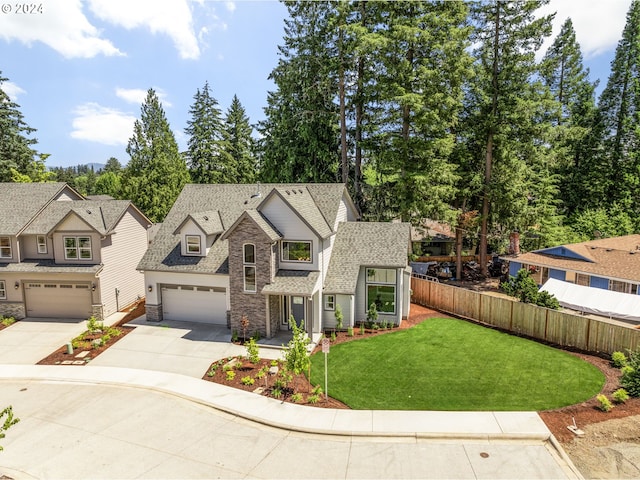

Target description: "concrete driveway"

left=88, top=316, right=285, bottom=377
left=0, top=379, right=576, bottom=480
left=0, top=318, right=88, bottom=364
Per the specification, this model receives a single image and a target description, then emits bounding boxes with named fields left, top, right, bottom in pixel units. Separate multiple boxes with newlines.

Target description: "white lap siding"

left=98, top=209, right=149, bottom=316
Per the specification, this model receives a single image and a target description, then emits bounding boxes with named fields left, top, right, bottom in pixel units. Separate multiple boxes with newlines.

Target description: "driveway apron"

left=88, top=316, right=284, bottom=377
left=0, top=318, right=87, bottom=364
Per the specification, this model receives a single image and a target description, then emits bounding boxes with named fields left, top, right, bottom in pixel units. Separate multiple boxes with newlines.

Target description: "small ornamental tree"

left=283, top=315, right=311, bottom=390
left=334, top=303, right=343, bottom=330
left=621, top=347, right=640, bottom=397
left=367, top=302, right=378, bottom=324
left=0, top=406, right=19, bottom=452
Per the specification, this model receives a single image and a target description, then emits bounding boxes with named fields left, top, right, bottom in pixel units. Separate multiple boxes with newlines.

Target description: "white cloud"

left=71, top=103, right=135, bottom=145
left=542, top=0, right=632, bottom=58
left=116, top=87, right=172, bottom=107
left=88, top=0, right=200, bottom=59
left=0, top=0, right=122, bottom=58
left=2, top=82, right=26, bottom=101
left=225, top=1, right=236, bottom=13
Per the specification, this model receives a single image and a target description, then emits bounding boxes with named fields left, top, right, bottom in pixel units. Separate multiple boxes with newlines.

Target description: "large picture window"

left=282, top=241, right=311, bottom=262
left=243, top=243, right=256, bottom=293
left=186, top=235, right=201, bottom=255
left=0, top=280, right=6, bottom=299
left=366, top=268, right=396, bottom=314
left=64, top=236, right=92, bottom=260
left=0, top=237, right=11, bottom=258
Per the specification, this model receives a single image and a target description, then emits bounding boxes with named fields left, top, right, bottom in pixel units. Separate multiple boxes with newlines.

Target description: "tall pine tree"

left=185, top=82, right=234, bottom=183
left=122, top=88, right=189, bottom=222
left=258, top=1, right=339, bottom=183
left=0, top=72, right=51, bottom=182
left=465, top=0, right=554, bottom=273
left=223, top=95, right=256, bottom=183
left=597, top=0, right=640, bottom=220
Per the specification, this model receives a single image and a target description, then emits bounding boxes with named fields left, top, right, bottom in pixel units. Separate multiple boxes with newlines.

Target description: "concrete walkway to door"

left=88, top=315, right=287, bottom=377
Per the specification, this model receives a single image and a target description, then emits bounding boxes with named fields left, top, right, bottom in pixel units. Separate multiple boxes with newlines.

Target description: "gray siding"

left=322, top=293, right=353, bottom=329
left=21, top=235, right=54, bottom=260
left=355, top=267, right=401, bottom=325
left=98, top=208, right=148, bottom=316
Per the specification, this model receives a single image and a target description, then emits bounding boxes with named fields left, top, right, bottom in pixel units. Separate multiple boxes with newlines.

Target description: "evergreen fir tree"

left=122, top=88, right=189, bottom=222
left=222, top=95, right=256, bottom=183
left=185, top=81, right=234, bottom=183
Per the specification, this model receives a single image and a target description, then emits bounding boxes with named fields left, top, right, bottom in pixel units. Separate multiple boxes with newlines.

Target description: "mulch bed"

left=36, top=300, right=145, bottom=366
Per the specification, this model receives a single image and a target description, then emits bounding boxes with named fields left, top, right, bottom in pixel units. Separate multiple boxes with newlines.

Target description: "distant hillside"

left=48, top=162, right=106, bottom=172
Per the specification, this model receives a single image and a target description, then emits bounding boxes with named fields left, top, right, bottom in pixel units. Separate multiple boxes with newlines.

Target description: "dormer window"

left=64, top=236, right=91, bottom=260
left=186, top=235, right=201, bottom=255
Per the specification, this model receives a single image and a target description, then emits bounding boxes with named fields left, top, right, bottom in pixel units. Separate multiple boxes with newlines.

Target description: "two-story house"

left=0, top=183, right=151, bottom=320
left=139, top=183, right=412, bottom=339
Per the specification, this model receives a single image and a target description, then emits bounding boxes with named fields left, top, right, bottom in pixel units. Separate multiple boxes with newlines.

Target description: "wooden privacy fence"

left=411, top=277, right=640, bottom=355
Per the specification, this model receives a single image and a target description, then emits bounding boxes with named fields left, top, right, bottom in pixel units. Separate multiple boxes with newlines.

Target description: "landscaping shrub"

left=611, top=351, right=627, bottom=368
left=225, top=370, right=236, bottom=381
left=290, top=393, right=303, bottom=403
left=283, top=315, right=310, bottom=376
left=612, top=388, right=629, bottom=404
left=597, top=394, right=613, bottom=412
left=621, top=347, right=640, bottom=396
left=334, top=304, right=343, bottom=330
left=241, top=376, right=255, bottom=386
left=245, top=337, right=260, bottom=364
left=0, top=316, right=15, bottom=327
left=347, top=326, right=354, bottom=337
left=501, top=268, right=560, bottom=309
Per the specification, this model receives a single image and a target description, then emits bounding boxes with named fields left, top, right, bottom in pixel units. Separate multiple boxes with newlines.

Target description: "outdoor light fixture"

left=14, top=282, right=19, bottom=289
left=148, top=285, right=153, bottom=292
left=91, top=283, right=96, bottom=292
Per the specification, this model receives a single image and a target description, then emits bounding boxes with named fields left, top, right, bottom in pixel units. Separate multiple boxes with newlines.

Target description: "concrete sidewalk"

left=0, top=364, right=552, bottom=441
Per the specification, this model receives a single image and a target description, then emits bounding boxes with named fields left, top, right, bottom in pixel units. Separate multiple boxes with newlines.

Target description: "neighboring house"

left=139, top=183, right=412, bottom=339
left=0, top=183, right=151, bottom=320
left=411, top=219, right=455, bottom=256
left=504, top=234, right=640, bottom=296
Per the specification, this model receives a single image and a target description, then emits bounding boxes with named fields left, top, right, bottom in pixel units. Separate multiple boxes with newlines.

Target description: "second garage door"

left=25, top=282, right=92, bottom=319
left=161, top=285, right=227, bottom=324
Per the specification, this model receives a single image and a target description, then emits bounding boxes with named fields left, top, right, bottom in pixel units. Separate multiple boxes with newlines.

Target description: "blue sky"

left=0, top=0, right=633, bottom=168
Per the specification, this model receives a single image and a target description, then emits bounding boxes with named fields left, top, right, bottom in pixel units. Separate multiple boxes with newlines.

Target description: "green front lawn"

left=310, top=317, right=604, bottom=411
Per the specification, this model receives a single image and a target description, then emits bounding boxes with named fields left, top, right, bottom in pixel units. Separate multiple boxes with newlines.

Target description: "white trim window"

left=282, top=241, right=311, bottom=263
left=64, top=236, right=92, bottom=260
left=0, top=280, right=6, bottom=299
left=324, top=294, right=335, bottom=311
left=576, top=273, right=590, bottom=287
left=243, top=243, right=256, bottom=293
left=609, top=279, right=630, bottom=293
left=366, top=268, right=396, bottom=314
left=186, top=235, right=201, bottom=255
left=37, top=235, right=47, bottom=254
left=0, top=237, right=11, bottom=259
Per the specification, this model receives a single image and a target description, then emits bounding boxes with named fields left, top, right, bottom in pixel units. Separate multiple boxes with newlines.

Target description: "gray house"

left=139, top=183, right=412, bottom=339
left=0, top=183, right=151, bottom=320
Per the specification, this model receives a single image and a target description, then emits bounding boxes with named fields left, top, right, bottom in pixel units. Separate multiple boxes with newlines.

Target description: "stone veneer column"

left=145, top=304, right=163, bottom=322
left=0, top=303, right=26, bottom=320
left=228, top=217, right=274, bottom=338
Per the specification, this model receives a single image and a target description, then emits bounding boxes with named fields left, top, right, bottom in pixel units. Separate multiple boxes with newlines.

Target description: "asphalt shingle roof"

left=324, top=222, right=411, bottom=294
left=0, top=182, right=74, bottom=235
left=509, top=234, right=640, bottom=283
left=261, top=270, right=320, bottom=296
left=0, top=260, right=101, bottom=274
left=173, top=210, right=224, bottom=236
left=23, top=200, right=133, bottom=236
left=138, top=183, right=348, bottom=274
left=268, top=187, right=332, bottom=239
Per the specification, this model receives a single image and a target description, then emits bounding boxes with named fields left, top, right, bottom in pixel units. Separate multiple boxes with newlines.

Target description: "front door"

left=281, top=295, right=305, bottom=330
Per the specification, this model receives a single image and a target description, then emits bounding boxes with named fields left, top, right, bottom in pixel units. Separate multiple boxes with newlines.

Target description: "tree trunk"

left=339, top=28, right=348, bottom=185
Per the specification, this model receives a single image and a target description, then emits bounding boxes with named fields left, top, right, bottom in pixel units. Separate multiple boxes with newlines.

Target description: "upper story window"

left=37, top=235, right=47, bottom=254
left=64, top=236, right=92, bottom=260
left=0, top=237, right=11, bottom=259
left=0, top=280, right=6, bottom=299
left=282, top=241, right=311, bottom=263
left=243, top=243, right=256, bottom=293
left=186, top=235, right=201, bottom=255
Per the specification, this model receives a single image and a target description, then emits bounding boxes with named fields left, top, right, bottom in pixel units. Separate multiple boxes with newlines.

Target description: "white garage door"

left=162, top=285, right=227, bottom=324
left=25, top=282, right=92, bottom=319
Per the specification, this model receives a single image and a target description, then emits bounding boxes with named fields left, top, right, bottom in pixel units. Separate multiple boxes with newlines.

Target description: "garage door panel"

left=162, top=286, right=227, bottom=324
left=25, top=282, right=92, bottom=319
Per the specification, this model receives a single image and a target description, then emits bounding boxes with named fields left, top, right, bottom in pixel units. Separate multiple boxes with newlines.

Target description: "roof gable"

left=258, top=187, right=333, bottom=239
left=0, top=182, right=83, bottom=235
left=173, top=210, right=223, bottom=236
left=220, top=210, right=282, bottom=242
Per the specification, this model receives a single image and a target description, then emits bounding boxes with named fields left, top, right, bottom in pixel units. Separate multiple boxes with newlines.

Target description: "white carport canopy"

left=540, top=278, right=640, bottom=322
